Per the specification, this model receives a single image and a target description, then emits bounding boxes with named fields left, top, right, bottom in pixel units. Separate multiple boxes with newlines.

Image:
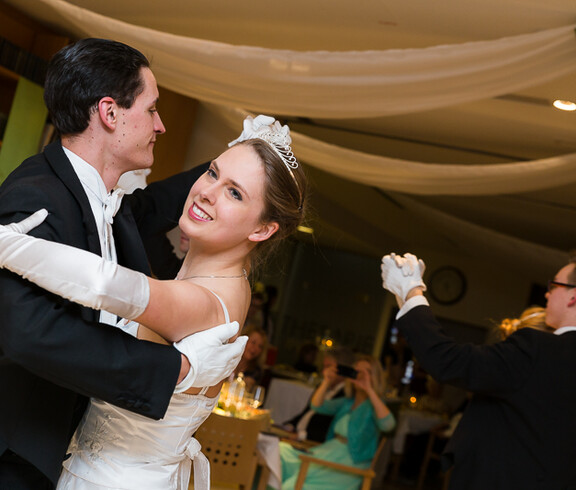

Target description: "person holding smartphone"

left=284, top=348, right=354, bottom=442
left=279, top=354, right=396, bottom=490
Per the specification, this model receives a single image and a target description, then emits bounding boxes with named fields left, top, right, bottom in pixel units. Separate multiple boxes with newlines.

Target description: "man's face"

left=111, top=67, right=165, bottom=172
left=545, top=264, right=576, bottom=329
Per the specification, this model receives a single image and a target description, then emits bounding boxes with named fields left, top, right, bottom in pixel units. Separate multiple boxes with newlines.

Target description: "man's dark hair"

left=44, top=38, right=150, bottom=136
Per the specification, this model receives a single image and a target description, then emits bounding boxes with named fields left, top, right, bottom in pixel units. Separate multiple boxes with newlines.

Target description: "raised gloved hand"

left=0, top=209, right=150, bottom=319
left=381, top=252, right=427, bottom=303
left=174, top=322, right=247, bottom=391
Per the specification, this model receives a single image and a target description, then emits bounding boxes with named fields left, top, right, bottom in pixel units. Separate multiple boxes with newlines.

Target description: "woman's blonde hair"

left=345, top=353, right=387, bottom=398
left=241, top=324, right=269, bottom=369
left=496, top=306, right=550, bottom=340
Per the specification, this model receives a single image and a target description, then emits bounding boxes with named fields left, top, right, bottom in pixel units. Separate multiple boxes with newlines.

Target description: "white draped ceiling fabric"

left=9, top=0, right=576, bottom=198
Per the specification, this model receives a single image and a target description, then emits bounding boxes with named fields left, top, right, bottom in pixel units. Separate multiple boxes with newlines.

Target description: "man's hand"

left=381, top=252, right=427, bottom=304
left=173, top=321, right=247, bottom=392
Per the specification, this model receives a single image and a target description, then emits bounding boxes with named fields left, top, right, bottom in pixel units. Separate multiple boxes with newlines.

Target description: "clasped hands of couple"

left=380, top=252, right=427, bottom=306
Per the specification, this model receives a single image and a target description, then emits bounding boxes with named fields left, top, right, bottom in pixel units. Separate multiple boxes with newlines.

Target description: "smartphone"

left=336, top=364, right=358, bottom=379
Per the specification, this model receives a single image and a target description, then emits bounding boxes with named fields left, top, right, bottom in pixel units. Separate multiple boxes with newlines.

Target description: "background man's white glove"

left=0, top=209, right=149, bottom=319
left=174, top=322, right=247, bottom=392
left=381, top=252, right=427, bottom=303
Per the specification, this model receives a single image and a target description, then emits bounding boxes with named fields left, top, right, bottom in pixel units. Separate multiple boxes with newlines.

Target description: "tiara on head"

left=229, top=115, right=302, bottom=209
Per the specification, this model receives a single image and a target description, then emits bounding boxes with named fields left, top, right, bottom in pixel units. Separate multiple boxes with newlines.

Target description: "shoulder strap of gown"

left=198, top=289, right=231, bottom=396
left=206, top=289, right=231, bottom=324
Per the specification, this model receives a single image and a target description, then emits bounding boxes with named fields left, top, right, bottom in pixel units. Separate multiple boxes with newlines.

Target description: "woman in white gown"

left=0, top=115, right=307, bottom=490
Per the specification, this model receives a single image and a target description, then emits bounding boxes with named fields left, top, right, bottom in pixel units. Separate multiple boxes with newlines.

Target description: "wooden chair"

left=293, top=436, right=388, bottom=490
left=193, top=412, right=269, bottom=489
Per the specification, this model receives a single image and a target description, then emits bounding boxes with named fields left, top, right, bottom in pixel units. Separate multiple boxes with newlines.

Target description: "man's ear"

left=98, top=97, right=117, bottom=129
left=249, top=221, right=279, bottom=243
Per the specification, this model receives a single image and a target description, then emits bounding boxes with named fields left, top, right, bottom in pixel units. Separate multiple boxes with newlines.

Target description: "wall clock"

left=428, top=266, right=467, bottom=305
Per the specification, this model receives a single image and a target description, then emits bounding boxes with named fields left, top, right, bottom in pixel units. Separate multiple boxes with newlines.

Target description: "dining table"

left=256, top=432, right=282, bottom=490
left=256, top=423, right=324, bottom=490
left=392, top=406, right=447, bottom=455
left=263, top=376, right=316, bottom=426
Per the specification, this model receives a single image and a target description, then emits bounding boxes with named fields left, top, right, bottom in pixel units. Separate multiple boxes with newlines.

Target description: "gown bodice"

left=58, top=393, right=217, bottom=489
left=57, top=290, right=231, bottom=490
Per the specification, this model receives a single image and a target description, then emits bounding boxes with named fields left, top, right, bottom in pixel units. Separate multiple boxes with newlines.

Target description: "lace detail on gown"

left=70, top=409, right=121, bottom=464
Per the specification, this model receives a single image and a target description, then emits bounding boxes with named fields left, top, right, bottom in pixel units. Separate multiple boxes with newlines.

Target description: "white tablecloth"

left=263, top=377, right=315, bottom=425
left=257, top=433, right=282, bottom=489
left=392, top=407, right=446, bottom=454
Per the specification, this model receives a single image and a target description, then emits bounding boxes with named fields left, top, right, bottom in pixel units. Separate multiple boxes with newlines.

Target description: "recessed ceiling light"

left=553, top=99, right=576, bottom=111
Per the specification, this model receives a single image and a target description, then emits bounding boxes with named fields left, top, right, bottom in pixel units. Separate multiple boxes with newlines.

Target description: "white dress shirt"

left=63, top=146, right=119, bottom=326
left=554, top=326, right=576, bottom=335
left=397, top=294, right=429, bottom=319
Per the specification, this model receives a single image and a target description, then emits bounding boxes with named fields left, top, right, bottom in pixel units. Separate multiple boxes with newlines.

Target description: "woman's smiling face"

left=179, top=144, right=275, bottom=251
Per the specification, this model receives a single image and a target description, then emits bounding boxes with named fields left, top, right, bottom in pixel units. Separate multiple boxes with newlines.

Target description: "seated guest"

left=280, top=354, right=396, bottom=489
left=235, top=325, right=268, bottom=391
left=284, top=347, right=355, bottom=442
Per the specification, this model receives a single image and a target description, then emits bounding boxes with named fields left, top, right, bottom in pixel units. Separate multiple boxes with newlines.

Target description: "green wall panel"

left=0, top=77, right=47, bottom=183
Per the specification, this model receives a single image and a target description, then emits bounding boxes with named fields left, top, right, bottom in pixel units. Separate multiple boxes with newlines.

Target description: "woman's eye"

left=207, top=168, right=217, bottom=179
left=230, top=188, right=242, bottom=201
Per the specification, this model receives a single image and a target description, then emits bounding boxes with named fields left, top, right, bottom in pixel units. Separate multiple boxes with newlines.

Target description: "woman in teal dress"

left=280, top=354, right=396, bottom=489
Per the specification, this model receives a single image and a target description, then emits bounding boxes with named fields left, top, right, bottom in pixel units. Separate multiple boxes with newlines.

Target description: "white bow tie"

left=103, top=188, right=126, bottom=225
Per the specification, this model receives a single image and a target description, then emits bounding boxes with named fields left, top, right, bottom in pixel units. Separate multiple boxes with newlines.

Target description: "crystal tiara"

left=229, top=115, right=302, bottom=209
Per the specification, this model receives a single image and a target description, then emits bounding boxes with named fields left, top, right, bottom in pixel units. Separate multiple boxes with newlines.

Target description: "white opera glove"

left=174, top=323, right=247, bottom=392
left=228, top=115, right=287, bottom=147
left=0, top=209, right=149, bottom=319
left=381, top=252, right=427, bottom=303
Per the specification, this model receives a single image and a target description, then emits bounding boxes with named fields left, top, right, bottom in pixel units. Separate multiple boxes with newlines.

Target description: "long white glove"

left=0, top=211, right=249, bottom=391
left=0, top=209, right=149, bottom=319
left=381, top=252, right=427, bottom=302
left=174, top=323, right=248, bottom=391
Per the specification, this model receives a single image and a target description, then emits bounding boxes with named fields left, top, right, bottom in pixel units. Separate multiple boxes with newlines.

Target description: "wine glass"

left=250, top=386, right=266, bottom=409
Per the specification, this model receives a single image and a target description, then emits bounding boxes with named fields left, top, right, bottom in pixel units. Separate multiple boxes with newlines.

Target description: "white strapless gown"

left=56, top=291, right=231, bottom=489
left=56, top=393, right=217, bottom=489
